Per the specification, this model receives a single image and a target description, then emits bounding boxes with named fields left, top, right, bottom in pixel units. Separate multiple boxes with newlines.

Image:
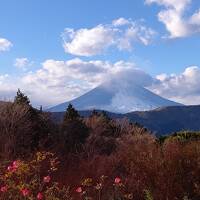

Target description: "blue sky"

left=0, top=0, right=200, bottom=107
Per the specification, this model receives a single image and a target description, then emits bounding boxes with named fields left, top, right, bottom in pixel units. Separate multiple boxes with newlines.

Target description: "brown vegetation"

left=0, top=92, right=199, bottom=199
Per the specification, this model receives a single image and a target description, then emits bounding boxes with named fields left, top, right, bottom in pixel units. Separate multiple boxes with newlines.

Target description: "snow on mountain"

left=47, top=73, right=182, bottom=113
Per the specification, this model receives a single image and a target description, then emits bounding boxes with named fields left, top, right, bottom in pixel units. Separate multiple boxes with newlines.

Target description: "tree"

left=63, top=103, right=80, bottom=122
left=90, top=109, right=100, bottom=117
left=61, top=104, right=89, bottom=153
left=39, top=105, right=43, bottom=112
left=0, top=102, right=55, bottom=159
left=6, top=89, right=55, bottom=157
left=14, top=89, right=30, bottom=106
left=100, top=110, right=111, bottom=122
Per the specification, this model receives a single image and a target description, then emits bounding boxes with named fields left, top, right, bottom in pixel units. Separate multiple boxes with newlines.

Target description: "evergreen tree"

left=13, top=89, right=53, bottom=153
left=63, top=103, right=80, bottom=122
left=61, top=104, right=89, bottom=152
left=39, top=105, right=43, bottom=112
left=14, top=89, right=30, bottom=105
left=90, top=109, right=99, bottom=117
left=100, top=110, right=111, bottom=122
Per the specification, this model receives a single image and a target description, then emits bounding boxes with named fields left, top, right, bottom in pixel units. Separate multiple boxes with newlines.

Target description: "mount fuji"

left=47, top=71, right=182, bottom=113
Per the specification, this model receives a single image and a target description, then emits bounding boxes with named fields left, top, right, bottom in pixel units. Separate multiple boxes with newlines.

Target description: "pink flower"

left=76, top=187, right=82, bottom=193
left=43, top=175, right=51, bottom=183
left=7, top=161, right=19, bottom=173
left=7, top=165, right=17, bottom=173
left=114, top=177, right=121, bottom=184
left=12, top=160, right=19, bottom=169
left=37, top=192, right=43, bottom=199
left=7, top=165, right=13, bottom=172
left=0, top=186, right=8, bottom=192
left=21, top=188, right=30, bottom=196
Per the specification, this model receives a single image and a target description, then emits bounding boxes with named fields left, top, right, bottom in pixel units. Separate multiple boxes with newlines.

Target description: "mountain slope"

left=47, top=79, right=181, bottom=113
left=50, top=105, right=200, bottom=135
left=125, top=105, right=200, bottom=135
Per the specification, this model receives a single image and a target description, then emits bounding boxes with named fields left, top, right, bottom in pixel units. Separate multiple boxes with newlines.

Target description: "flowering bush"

left=74, top=175, right=134, bottom=200
left=0, top=152, right=72, bottom=200
left=0, top=152, right=149, bottom=200
left=0, top=147, right=199, bottom=200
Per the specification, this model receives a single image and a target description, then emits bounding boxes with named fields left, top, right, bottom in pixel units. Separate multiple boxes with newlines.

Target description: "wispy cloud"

left=14, top=57, right=33, bottom=70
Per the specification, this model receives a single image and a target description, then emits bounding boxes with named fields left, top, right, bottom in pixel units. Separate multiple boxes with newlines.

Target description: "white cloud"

left=62, top=26, right=115, bottom=56
left=2, top=59, right=200, bottom=107
left=61, top=18, right=156, bottom=56
left=0, top=74, right=9, bottom=84
left=149, top=66, right=200, bottom=105
left=0, top=38, right=13, bottom=52
left=1, top=58, right=144, bottom=107
left=0, top=74, right=16, bottom=102
left=145, top=0, right=200, bottom=38
left=145, top=0, right=190, bottom=11
left=190, top=9, right=200, bottom=25
left=118, top=22, right=156, bottom=50
left=21, top=59, right=138, bottom=100
left=23, top=64, right=200, bottom=106
left=112, top=17, right=130, bottom=26
left=14, top=57, right=33, bottom=70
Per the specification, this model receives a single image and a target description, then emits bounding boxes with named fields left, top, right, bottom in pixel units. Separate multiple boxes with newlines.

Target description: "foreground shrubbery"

left=0, top=152, right=72, bottom=200
left=0, top=90, right=200, bottom=199
left=0, top=139, right=199, bottom=200
left=0, top=152, right=137, bottom=200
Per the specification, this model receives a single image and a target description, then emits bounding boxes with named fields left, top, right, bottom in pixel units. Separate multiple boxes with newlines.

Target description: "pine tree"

left=14, top=89, right=30, bottom=105
left=100, top=110, right=111, bottom=122
left=61, top=104, right=89, bottom=152
left=13, top=89, right=53, bottom=152
left=63, top=103, right=80, bottom=122
left=90, top=109, right=99, bottom=117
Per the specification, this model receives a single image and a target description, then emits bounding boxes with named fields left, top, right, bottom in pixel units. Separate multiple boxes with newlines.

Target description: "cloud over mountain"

left=149, top=66, right=200, bottom=104
left=1, top=59, right=200, bottom=108
left=1, top=58, right=146, bottom=107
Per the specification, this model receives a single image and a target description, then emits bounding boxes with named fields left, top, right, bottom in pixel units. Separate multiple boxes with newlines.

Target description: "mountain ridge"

left=50, top=105, right=200, bottom=135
